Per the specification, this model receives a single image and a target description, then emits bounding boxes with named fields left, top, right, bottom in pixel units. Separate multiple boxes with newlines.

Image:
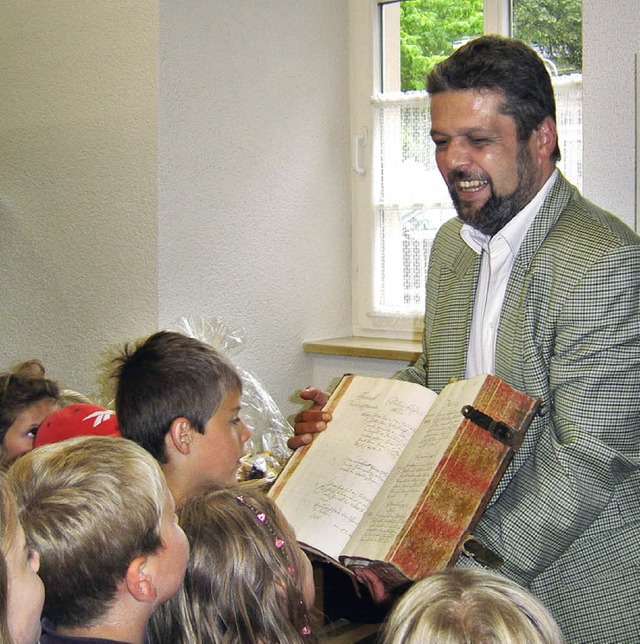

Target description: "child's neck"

left=56, top=616, right=147, bottom=644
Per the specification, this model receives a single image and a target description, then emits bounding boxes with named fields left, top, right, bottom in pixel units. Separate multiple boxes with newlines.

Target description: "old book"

left=269, top=373, right=540, bottom=590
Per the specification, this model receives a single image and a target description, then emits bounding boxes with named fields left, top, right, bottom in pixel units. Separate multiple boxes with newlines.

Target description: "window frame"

left=349, top=0, right=577, bottom=339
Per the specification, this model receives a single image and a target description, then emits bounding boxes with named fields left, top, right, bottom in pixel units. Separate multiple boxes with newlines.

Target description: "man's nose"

left=442, top=138, right=471, bottom=170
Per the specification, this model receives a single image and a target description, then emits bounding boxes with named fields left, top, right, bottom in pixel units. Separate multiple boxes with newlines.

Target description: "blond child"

left=0, top=359, right=60, bottom=465
left=110, top=330, right=252, bottom=507
left=381, top=568, right=565, bottom=644
left=9, top=436, right=190, bottom=644
left=147, top=484, right=317, bottom=644
left=0, top=470, right=44, bottom=644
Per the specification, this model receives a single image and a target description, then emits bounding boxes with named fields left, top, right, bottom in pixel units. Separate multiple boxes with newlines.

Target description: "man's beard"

left=448, top=144, right=537, bottom=236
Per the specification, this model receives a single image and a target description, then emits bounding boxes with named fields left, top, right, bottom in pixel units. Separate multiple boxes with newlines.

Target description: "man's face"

left=430, top=89, right=542, bottom=235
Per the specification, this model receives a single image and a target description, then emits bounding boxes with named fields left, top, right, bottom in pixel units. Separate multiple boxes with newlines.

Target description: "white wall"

left=0, top=1, right=158, bottom=398
left=1, top=0, right=638, bottom=419
left=157, top=0, right=352, bottom=417
left=582, top=0, right=640, bottom=228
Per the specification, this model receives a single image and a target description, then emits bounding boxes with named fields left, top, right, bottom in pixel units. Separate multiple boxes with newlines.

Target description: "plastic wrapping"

left=174, top=316, right=293, bottom=482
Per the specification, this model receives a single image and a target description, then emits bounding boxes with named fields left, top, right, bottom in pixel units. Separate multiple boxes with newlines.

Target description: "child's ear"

left=167, top=417, right=193, bottom=455
left=125, top=556, right=157, bottom=604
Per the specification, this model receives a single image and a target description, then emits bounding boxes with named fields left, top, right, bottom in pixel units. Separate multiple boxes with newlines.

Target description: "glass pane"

left=374, top=0, right=583, bottom=318
left=512, top=0, right=582, bottom=74
left=381, top=0, right=483, bottom=93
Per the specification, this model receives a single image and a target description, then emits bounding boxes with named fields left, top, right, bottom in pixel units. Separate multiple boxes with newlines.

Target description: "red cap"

left=35, top=403, right=121, bottom=447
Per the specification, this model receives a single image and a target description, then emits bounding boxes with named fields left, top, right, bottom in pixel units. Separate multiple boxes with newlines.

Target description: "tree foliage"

left=513, top=0, right=582, bottom=74
left=399, top=0, right=582, bottom=91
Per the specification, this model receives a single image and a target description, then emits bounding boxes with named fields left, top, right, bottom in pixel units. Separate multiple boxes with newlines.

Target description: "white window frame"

left=349, top=0, right=532, bottom=340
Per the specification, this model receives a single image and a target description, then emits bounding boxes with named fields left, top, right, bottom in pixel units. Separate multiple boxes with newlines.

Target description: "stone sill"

left=303, top=336, right=421, bottom=362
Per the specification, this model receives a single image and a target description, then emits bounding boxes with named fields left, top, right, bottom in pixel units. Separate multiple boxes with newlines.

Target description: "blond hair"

left=148, top=483, right=316, bottom=643
left=9, top=436, right=167, bottom=628
left=382, top=568, right=564, bottom=644
left=0, top=473, right=18, bottom=643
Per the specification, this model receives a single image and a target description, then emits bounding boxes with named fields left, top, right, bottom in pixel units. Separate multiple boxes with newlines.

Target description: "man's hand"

left=288, top=387, right=332, bottom=450
left=354, top=567, right=395, bottom=605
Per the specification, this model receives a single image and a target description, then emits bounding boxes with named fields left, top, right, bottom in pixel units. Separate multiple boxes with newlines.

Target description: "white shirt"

left=463, top=170, right=558, bottom=378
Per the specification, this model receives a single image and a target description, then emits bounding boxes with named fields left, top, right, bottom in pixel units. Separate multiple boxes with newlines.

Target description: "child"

left=110, top=330, right=252, bottom=506
left=147, top=484, right=317, bottom=643
left=381, top=568, right=565, bottom=644
left=9, top=435, right=190, bottom=644
left=0, top=359, right=60, bottom=465
left=0, top=470, right=44, bottom=644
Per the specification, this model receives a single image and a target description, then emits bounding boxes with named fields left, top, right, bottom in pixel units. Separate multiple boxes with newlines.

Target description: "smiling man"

left=293, top=36, right=640, bottom=642
left=396, top=36, right=640, bottom=642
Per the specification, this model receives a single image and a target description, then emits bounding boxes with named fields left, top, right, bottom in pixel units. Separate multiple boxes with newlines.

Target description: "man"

left=293, top=36, right=640, bottom=642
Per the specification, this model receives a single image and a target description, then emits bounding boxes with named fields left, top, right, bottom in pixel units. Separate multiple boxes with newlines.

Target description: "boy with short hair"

left=110, top=330, right=252, bottom=507
left=9, top=435, right=190, bottom=644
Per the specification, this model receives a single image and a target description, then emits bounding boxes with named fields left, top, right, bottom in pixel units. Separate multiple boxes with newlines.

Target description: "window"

left=350, top=0, right=583, bottom=338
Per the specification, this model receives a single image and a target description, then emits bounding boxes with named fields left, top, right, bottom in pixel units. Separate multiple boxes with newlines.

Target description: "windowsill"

left=303, top=336, right=422, bottom=362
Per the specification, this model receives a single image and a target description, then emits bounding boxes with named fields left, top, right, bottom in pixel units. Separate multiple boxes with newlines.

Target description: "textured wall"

left=0, top=1, right=158, bottom=397
left=583, top=0, right=640, bottom=228
left=157, top=0, right=352, bottom=417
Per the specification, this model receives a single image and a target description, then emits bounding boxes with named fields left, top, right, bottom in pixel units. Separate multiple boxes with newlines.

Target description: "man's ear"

left=125, top=556, right=157, bottom=604
left=533, top=116, right=557, bottom=163
left=166, top=417, right=193, bottom=456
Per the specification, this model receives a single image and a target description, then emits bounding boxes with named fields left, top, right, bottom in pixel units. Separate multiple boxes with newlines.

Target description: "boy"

left=110, top=330, right=252, bottom=507
left=9, top=435, right=190, bottom=644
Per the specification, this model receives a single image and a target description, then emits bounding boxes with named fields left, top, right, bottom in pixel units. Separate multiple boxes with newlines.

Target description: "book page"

left=272, top=376, right=437, bottom=561
left=343, top=375, right=487, bottom=562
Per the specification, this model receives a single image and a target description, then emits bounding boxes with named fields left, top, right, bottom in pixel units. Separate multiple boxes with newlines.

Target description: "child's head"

left=0, top=471, right=44, bottom=644
left=148, top=484, right=316, bottom=644
left=9, top=436, right=190, bottom=630
left=34, top=403, right=121, bottom=447
left=110, top=331, right=251, bottom=492
left=0, top=360, right=60, bottom=465
left=381, top=568, right=564, bottom=644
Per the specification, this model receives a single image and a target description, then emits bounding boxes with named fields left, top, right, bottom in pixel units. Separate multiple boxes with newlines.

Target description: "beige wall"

left=1, top=1, right=638, bottom=415
left=1, top=1, right=158, bottom=397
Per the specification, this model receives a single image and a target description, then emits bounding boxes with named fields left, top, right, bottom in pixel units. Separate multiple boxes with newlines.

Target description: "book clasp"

left=461, top=405, right=518, bottom=448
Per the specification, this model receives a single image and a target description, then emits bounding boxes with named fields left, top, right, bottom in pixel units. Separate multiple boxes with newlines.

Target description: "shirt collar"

left=460, top=169, right=558, bottom=255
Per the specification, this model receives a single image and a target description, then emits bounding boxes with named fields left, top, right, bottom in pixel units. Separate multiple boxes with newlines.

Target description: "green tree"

left=513, top=0, right=582, bottom=74
left=399, top=0, right=582, bottom=90
left=400, top=0, right=483, bottom=91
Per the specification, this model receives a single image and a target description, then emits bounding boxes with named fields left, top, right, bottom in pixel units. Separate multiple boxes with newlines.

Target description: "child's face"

left=191, top=390, right=252, bottom=488
left=151, top=490, right=190, bottom=606
left=5, top=522, right=45, bottom=644
left=3, top=399, right=58, bottom=464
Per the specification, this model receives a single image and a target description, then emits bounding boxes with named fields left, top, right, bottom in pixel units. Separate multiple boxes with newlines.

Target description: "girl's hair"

left=0, top=359, right=60, bottom=441
left=0, top=472, right=20, bottom=643
left=148, top=483, right=317, bottom=644
left=382, top=568, right=565, bottom=644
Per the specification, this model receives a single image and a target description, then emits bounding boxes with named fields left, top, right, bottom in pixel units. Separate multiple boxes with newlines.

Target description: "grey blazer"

left=398, top=173, right=640, bottom=642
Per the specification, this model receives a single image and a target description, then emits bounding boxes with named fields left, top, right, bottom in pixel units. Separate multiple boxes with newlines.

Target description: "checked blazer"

left=397, top=173, right=640, bottom=642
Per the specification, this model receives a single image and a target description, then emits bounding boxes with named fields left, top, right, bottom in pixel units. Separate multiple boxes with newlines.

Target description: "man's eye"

left=470, top=138, right=490, bottom=146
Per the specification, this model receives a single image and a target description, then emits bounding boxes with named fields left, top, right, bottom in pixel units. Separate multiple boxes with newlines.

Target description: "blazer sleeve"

left=475, top=241, right=640, bottom=588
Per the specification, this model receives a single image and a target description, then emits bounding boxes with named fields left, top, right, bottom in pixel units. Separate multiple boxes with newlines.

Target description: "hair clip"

left=236, top=495, right=312, bottom=636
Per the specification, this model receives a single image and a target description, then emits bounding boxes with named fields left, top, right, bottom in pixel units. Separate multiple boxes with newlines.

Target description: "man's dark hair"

left=111, top=331, right=242, bottom=462
left=427, top=35, right=561, bottom=162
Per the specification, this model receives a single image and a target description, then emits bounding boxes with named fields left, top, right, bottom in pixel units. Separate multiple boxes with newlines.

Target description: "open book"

left=269, top=374, right=540, bottom=590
